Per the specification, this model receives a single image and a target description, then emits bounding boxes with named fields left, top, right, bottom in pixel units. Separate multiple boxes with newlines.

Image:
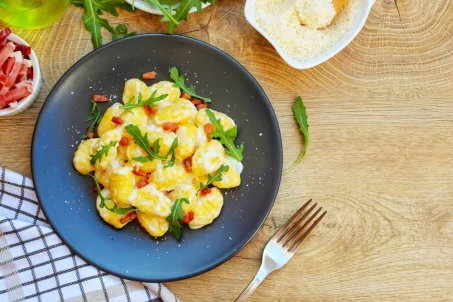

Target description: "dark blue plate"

left=32, top=34, right=282, bottom=282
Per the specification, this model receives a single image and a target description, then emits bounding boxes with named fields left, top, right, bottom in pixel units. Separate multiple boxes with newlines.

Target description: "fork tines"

left=273, top=199, right=326, bottom=253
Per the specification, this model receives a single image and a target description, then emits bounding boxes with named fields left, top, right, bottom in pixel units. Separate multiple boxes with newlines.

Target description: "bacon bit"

left=14, top=44, right=31, bottom=57
left=120, top=211, right=137, bottom=224
left=191, top=99, right=202, bottom=106
left=0, top=43, right=15, bottom=69
left=200, top=188, right=212, bottom=196
left=0, top=72, right=7, bottom=85
left=0, top=51, right=22, bottom=95
left=15, top=64, right=27, bottom=83
left=2, top=57, right=15, bottom=76
left=183, top=157, right=192, bottom=173
left=179, top=211, right=195, bottom=224
left=26, top=68, right=33, bottom=80
left=23, top=59, right=32, bottom=68
left=15, top=81, right=30, bottom=89
left=144, top=105, right=156, bottom=116
left=137, top=180, right=148, bottom=189
left=204, top=123, right=214, bottom=135
left=132, top=166, right=147, bottom=178
left=184, top=211, right=194, bottom=223
left=119, top=136, right=129, bottom=147
left=187, top=211, right=194, bottom=222
left=197, top=103, right=208, bottom=110
left=181, top=92, right=191, bottom=99
left=163, top=122, right=179, bottom=133
left=93, top=183, right=104, bottom=193
left=87, top=130, right=95, bottom=139
left=111, top=116, right=124, bottom=125
left=0, top=28, right=11, bottom=44
left=142, top=71, right=157, bottom=80
left=92, top=94, right=109, bottom=102
left=0, top=86, right=32, bottom=109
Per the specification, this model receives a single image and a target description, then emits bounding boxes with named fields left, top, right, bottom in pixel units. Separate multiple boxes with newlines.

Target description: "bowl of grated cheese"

left=245, top=0, right=376, bottom=69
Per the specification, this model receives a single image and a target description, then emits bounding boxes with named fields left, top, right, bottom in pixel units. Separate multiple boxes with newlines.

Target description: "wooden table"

left=2, top=0, right=453, bottom=300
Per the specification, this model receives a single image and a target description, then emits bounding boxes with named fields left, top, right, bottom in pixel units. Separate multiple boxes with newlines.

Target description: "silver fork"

left=235, top=199, right=327, bottom=301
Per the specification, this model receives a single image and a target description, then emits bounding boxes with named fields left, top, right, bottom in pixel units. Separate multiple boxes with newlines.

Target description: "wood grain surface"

left=2, top=0, right=453, bottom=300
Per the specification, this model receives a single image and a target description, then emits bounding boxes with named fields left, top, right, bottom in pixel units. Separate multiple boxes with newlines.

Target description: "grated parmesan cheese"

left=296, top=0, right=336, bottom=29
left=255, top=0, right=361, bottom=62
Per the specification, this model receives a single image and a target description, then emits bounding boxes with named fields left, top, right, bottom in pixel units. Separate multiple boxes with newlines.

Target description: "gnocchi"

left=73, top=78, right=243, bottom=239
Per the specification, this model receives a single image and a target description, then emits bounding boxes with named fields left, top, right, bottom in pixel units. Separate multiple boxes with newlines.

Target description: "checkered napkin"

left=0, top=167, right=179, bottom=302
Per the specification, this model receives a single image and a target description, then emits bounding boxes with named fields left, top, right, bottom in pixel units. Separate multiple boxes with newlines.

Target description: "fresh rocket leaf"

left=144, top=0, right=180, bottom=30
left=83, top=100, right=103, bottom=139
left=145, top=0, right=218, bottom=33
left=120, top=96, right=136, bottom=113
left=205, top=109, right=244, bottom=161
left=120, top=91, right=168, bottom=112
left=112, top=24, right=137, bottom=40
left=164, top=138, right=179, bottom=168
left=90, top=140, right=118, bottom=165
left=152, top=138, right=161, bottom=155
left=283, top=96, right=309, bottom=174
left=158, top=0, right=180, bottom=5
left=71, top=0, right=135, bottom=49
left=198, top=165, right=230, bottom=193
left=90, top=174, right=135, bottom=214
left=225, top=126, right=238, bottom=140
left=166, top=198, right=190, bottom=239
left=169, top=67, right=211, bottom=102
left=124, top=124, right=167, bottom=161
left=99, top=0, right=135, bottom=15
left=166, top=0, right=202, bottom=33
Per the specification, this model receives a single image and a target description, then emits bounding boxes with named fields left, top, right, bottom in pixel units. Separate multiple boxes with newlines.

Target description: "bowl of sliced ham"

left=0, top=28, right=42, bottom=117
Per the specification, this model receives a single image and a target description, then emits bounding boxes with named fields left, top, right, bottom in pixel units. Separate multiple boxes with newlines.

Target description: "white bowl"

left=126, top=0, right=211, bottom=15
left=0, top=33, right=42, bottom=117
left=244, top=0, right=376, bottom=69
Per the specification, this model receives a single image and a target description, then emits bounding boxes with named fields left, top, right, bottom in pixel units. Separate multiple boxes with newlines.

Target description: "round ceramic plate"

left=125, top=0, right=211, bottom=15
left=32, top=34, right=282, bottom=282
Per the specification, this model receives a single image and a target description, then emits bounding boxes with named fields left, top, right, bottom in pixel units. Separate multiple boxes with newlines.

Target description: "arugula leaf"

left=71, top=0, right=84, bottom=6
left=145, top=0, right=218, bottom=33
left=90, top=174, right=135, bottom=214
left=205, top=109, right=244, bottom=161
left=225, top=125, right=238, bottom=140
left=120, top=96, right=136, bottom=113
left=120, top=91, right=168, bottom=112
left=99, top=0, right=135, bottom=15
left=125, top=124, right=167, bottom=161
left=169, top=67, right=211, bottom=103
left=83, top=100, right=103, bottom=139
left=283, top=96, right=309, bottom=174
left=112, top=24, right=136, bottom=40
left=71, top=0, right=136, bottom=49
left=90, top=140, right=118, bottom=165
left=144, top=0, right=180, bottom=30
left=166, top=0, right=202, bottom=33
left=166, top=198, right=190, bottom=239
left=159, top=0, right=180, bottom=5
left=164, top=138, right=179, bottom=168
left=198, top=165, right=229, bottom=193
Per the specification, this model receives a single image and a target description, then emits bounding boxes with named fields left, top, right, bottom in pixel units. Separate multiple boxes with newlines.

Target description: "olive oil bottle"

left=0, top=0, right=70, bottom=29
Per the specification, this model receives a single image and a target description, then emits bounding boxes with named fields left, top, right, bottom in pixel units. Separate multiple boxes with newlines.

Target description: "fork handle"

left=235, top=266, right=269, bottom=301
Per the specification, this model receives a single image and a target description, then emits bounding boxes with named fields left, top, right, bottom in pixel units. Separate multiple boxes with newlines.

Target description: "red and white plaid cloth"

left=0, top=167, right=179, bottom=302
